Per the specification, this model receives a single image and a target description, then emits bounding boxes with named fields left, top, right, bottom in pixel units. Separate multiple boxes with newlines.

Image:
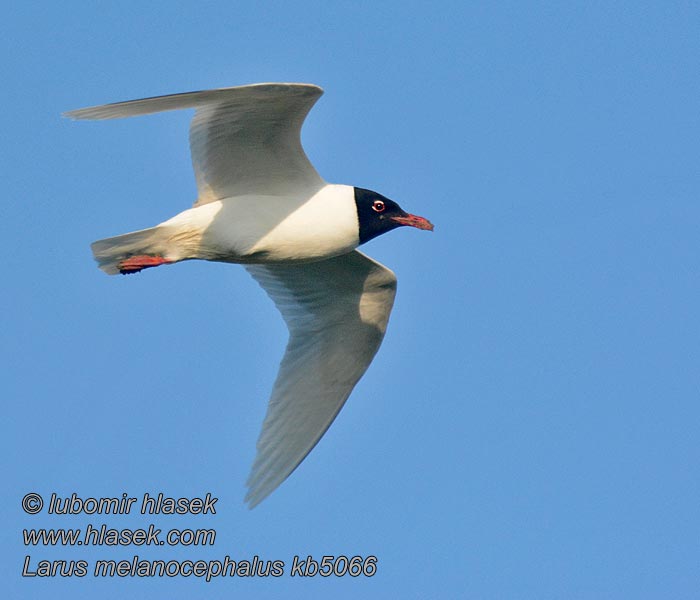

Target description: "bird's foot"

left=118, top=255, right=172, bottom=274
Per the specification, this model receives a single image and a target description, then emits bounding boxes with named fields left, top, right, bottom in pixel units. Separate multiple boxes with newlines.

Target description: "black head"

left=354, top=187, right=433, bottom=245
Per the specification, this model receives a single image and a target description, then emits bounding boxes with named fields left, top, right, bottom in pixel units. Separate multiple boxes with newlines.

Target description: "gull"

left=65, top=83, right=433, bottom=507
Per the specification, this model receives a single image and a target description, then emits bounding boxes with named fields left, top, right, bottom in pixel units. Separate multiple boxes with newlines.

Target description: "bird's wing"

left=244, top=250, right=397, bottom=508
left=64, top=83, right=326, bottom=203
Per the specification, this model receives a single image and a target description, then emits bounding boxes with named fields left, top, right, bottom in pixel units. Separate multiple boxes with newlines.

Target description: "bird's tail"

left=91, top=226, right=174, bottom=275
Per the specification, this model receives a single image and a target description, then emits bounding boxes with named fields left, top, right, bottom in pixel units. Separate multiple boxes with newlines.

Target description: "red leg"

left=118, top=255, right=172, bottom=274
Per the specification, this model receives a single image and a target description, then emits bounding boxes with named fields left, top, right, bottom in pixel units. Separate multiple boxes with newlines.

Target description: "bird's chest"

left=201, top=186, right=361, bottom=263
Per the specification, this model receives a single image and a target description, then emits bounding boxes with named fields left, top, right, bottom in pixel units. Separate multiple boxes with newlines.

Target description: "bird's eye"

left=372, top=200, right=385, bottom=213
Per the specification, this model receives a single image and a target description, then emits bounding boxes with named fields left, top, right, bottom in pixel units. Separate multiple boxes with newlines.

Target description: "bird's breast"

left=190, top=184, right=360, bottom=264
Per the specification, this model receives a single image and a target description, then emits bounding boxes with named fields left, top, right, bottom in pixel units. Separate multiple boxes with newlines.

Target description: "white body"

left=158, top=184, right=360, bottom=264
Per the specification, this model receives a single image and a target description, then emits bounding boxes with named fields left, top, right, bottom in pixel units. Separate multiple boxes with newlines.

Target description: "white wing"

left=245, top=251, right=397, bottom=508
left=64, top=83, right=326, bottom=203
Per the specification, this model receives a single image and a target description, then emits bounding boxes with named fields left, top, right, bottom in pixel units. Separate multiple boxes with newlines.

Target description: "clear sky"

left=3, top=1, right=699, bottom=598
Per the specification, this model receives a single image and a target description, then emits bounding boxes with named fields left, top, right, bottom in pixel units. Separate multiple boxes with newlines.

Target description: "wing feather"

left=64, top=83, right=325, bottom=202
left=244, top=251, right=397, bottom=507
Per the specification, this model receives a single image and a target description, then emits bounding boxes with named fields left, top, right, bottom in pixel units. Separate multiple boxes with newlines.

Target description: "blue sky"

left=3, top=1, right=699, bottom=598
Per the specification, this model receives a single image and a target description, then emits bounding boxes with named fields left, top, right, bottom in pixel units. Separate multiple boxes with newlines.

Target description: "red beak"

left=391, top=213, right=434, bottom=231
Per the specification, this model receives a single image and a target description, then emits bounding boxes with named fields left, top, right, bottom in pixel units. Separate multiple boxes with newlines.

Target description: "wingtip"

left=245, top=498, right=260, bottom=510
left=243, top=489, right=267, bottom=510
left=62, top=107, right=106, bottom=120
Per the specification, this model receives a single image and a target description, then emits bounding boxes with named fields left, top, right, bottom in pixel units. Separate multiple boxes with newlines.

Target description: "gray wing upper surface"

left=64, top=83, right=326, bottom=203
left=244, top=250, right=398, bottom=508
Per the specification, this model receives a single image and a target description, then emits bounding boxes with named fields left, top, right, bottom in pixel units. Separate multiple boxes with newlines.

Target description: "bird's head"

left=354, top=187, right=434, bottom=244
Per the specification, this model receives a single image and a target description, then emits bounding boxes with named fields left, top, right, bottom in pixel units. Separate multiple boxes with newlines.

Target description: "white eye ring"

left=372, top=200, right=385, bottom=213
